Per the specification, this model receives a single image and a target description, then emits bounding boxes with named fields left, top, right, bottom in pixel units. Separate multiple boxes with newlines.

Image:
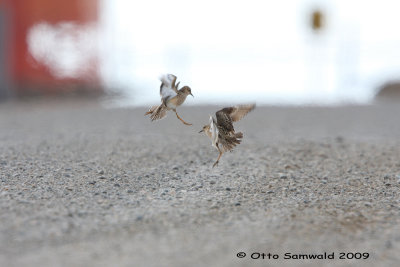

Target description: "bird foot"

left=212, top=161, right=219, bottom=168
left=181, top=120, right=192, bottom=126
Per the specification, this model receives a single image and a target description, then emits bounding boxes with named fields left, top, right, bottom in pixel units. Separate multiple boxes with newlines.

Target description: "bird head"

left=181, top=86, right=193, bottom=97
left=198, top=125, right=210, bottom=134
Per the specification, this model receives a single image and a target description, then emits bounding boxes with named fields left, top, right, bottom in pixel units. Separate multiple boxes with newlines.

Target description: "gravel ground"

left=0, top=100, right=399, bottom=267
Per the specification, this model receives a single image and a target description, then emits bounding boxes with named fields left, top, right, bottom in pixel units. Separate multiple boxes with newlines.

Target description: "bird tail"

left=219, top=132, right=243, bottom=152
left=235, top=132, right=243, bottom=139
left=145, top=104, right=167, bottom=121
left=231, top=132, right=243, bottom=146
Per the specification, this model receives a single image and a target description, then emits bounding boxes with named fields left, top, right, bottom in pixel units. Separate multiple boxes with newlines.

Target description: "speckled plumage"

left=200, top=104, right=255, bottom=167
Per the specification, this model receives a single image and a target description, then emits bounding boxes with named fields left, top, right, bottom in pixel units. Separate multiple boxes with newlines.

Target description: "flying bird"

left=145, top=74, right=193, bottom=125
left=199, top=104, right=255, bottom=167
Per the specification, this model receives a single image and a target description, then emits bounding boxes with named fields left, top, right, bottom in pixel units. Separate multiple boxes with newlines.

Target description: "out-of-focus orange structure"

left=0, top=0, right=101, bottom=98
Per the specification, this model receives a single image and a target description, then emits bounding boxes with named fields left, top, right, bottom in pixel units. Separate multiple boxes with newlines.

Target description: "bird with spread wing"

left=199, top=104, right=255, bottom=167
left=145, top=74, right=193, bottom=125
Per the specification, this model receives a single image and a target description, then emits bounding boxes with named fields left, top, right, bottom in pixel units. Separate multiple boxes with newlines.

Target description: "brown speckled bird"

left=145, top=74, right=193, bottom=125
left=199, top=104, right=255, bottom=167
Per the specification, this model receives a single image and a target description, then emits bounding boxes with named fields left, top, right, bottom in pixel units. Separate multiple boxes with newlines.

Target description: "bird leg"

left=174, top=110, right=192, bottom=126
left=213, top=146, right=223, bottom=168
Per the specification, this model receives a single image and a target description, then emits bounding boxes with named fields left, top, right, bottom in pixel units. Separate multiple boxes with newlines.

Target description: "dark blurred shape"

left=375, top=81, right=400, bottom=102
left=0, top=0, right=102, bottom=99
left=310, top=9, right=325, bottom=33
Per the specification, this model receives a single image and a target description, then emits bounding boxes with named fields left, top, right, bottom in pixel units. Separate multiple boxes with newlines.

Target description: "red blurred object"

left=0, top=0, right=102, bottom=97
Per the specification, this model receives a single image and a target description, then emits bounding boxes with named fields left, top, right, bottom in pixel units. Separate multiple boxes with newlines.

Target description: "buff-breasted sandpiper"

left=199, top=104, right=255, bottom=167
left=145, top=74, right=193, bottom=125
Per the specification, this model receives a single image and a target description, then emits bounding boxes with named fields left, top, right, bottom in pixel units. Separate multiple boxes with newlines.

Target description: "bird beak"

left=199, top=129, right=204, bottom=133
left=190, top=93, right=194, bottom=97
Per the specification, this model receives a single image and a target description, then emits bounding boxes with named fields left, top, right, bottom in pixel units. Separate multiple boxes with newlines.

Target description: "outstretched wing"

left=159, top=74, right=179, bottom=101
left=222, top=104, right=256, bottom=122
left=216, top=104, right=255, bottom=133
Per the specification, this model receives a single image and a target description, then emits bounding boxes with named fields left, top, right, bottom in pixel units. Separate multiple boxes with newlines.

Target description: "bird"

left=145, top=74, right=193, bottom=125
left=199, top=104, right=255, bottom=167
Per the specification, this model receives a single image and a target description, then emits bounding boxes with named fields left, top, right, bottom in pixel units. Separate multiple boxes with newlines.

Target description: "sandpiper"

left=145, top=74, right=193, bottom=125
left=199, top=104, right=255, bottom=167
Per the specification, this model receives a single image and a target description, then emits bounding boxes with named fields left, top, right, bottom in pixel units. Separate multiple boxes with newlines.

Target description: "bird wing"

left=209, top=116, right=219, bottom=148
left=216, top=108, right=235, bottom=133
left=218, top=104, right=256, bottom=122
left=215, top=104, right=254, bottom=152
left=159, top=74, right=178, bottom=101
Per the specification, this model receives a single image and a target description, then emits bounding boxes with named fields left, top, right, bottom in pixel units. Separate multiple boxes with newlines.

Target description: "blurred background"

left=1, top=0, right=400, bottom=105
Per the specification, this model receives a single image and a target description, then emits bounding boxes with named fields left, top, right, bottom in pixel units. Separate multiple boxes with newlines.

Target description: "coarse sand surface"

left=0, top=100, right=399, bottom=266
